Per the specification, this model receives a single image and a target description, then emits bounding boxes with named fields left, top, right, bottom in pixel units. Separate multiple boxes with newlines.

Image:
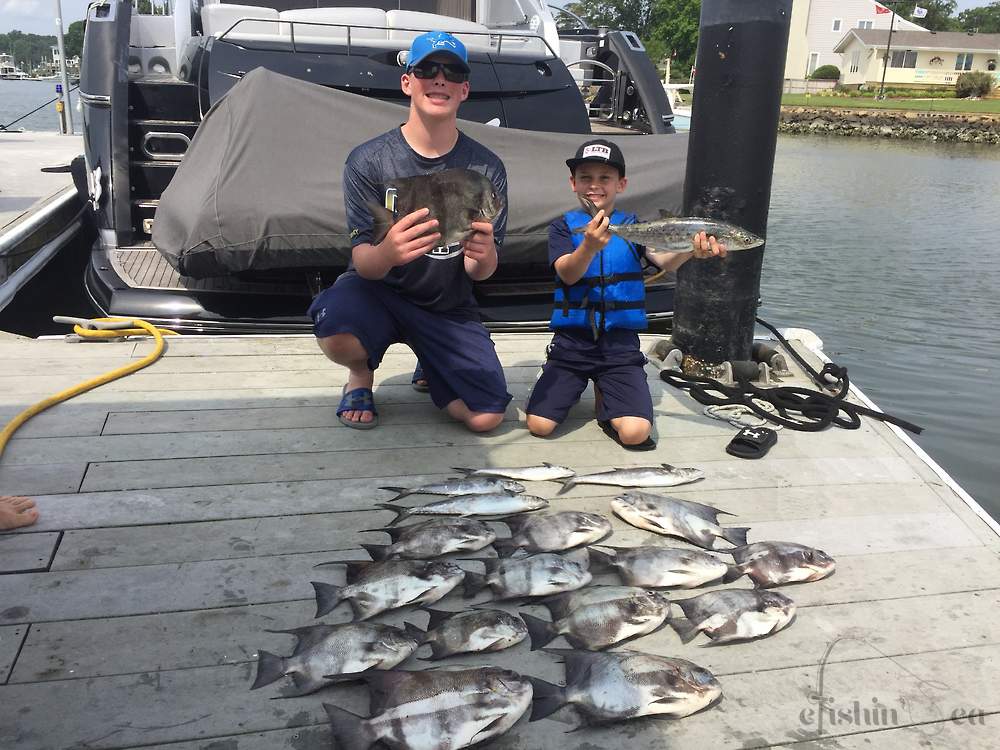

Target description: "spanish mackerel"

left=671, top=589, right=796, bottom=644
left=590, top=545, right=735, bottom=589
left=421, top=607, right=527, bottom=659
left=611, top=492, right=749, bottom=550
left=520, top=591, right=670, bottom=651
left=250, top=621, right=424, bottom=696
left=377, top=493, right=548, bottom=526
left=577, top=196, right=764, bottom=252
left=557, top=464, right=704, bottom=495
left=323, top=667, right=532, bottom=750
left=494, top=511, right=611, bottom=556
left=360, top=518, right=496, bottom=560
left=730, top=541, right=836, bottom=587
left=529, top=649, right=722, bottom=724
left=452, top=463, right=576, bottom=482
left=311, top=559, right=464, bottom=619
left=380, top=477, right=523, bottom=503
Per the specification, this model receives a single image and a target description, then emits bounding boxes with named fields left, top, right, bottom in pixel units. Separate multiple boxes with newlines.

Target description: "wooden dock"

left=1, top=330, right=998, bottom=749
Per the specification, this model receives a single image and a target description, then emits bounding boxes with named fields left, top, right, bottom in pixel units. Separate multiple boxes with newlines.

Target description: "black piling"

left=671, top=0, right=792, bottom=372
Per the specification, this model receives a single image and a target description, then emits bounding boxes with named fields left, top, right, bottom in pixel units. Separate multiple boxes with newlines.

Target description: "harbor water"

left=0, top=79, right=78, bottom=133
left=2, top=79, right=998, bottom=520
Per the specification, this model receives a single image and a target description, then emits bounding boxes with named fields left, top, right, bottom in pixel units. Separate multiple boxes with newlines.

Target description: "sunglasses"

left=409, top=60, right=469, bottom=83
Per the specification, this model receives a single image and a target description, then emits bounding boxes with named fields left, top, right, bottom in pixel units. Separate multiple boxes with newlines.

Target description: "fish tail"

left=249, top=650, right=287, bottom=690
left=722, top=564, right=746, bottom=584
left=402, top=621, right=427, bottom=645
left=311, top=581, right=344, bottom=618
left=378, top=486, right=411, bottom=501
left=374, top=502, right=409, bottom=526
left=491, top=537, right=517, bottom=557
left=586, top=547, right=615, bottom=572
left=462, top=570, right=490, bottom=598
left=669, top=616, right=701, bottom=645
left=323, top=702, right=378, bottom=750
left=721, top=526, right=751, bottom=547
left=520, top=612, right=557, bottom=651
left=366, top=201, right=396, bottom=247
left=555, top=478, right=577, bottom=496
left=359, top=543, right=390, bottom=561
left=527, top=677, right=568, bottom=721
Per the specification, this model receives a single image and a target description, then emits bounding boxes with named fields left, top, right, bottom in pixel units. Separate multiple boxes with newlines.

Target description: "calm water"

left=3, top=78, right=998, bottom=519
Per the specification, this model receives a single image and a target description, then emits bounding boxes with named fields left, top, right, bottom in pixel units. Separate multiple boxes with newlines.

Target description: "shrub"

left=810, top=65, right=841, bottom=80
left=956, top=71, right=994, bottom=98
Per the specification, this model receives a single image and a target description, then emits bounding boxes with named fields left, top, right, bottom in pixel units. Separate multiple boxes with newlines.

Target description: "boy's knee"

left=317, top=333, right=365, bottom=362
left=613, top=418, right=652, bottom=446
left=464, top=411, right=504, bottom=433
left=526, top=414, right=557, bottom=437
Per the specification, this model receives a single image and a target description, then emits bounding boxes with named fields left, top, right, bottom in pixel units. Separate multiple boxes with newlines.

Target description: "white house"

left=834, top=29, right=1000, bottom=88
left=784, top=0, right=925, bottom=80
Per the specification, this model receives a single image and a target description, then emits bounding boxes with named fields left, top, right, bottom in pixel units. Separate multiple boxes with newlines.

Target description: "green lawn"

left=781, top=94, right=1000, bottom=114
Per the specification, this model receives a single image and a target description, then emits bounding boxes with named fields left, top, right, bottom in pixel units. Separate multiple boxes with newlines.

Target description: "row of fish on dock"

left=250, top=462, right=836, bottom=749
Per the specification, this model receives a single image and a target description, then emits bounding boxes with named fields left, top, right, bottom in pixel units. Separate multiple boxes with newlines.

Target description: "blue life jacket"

left=551, top=208, right=647, bottom=337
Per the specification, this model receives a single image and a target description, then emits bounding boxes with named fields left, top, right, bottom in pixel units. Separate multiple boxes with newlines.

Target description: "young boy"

left=525, top=139, right=726, bottom=449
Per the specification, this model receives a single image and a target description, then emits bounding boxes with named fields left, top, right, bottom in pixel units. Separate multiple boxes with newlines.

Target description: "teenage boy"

left=525, top=139, right=726, bottom=448
left=309, top=31, right=510, bottom=432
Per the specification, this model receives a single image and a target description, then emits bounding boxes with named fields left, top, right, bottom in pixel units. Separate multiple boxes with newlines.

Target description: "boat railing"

left=216, top=18, right=559, bottom=60
left=563, top=59, right=618, bottom=122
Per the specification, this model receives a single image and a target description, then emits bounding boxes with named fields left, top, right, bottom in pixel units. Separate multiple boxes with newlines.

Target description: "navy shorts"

left=526, top=329, right=653, bottom=425
left=308, top=273, right=511, bottom=414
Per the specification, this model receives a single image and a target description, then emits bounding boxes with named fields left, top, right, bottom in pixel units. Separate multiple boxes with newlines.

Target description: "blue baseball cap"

left=407, top=31, right=470, bottom=73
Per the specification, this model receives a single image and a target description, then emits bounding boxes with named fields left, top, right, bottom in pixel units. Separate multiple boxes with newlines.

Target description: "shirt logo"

left=582, top=144, right=611, bottom=160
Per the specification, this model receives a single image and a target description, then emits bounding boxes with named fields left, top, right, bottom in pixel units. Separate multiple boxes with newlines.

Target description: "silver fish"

left=529, top=649, right=722, bottom=724
left=368, top=168, right=506, bottom=249
left=421, top=607, right=527, bottom=659
left=464, top=552, right=592, bottom=600
left=611, top=492, right=749, bottom=550
left=577, top=195, right=764, bottom=253
left=537, top=584, right=660, bottom=620
left=250, top=621, right=424, bottom=695
left=380, top=477, right=523, bottom=503
left=323, top=667, right=532, bottom=750
left=311, top=560, right=465, bottom=619
left=360, top=518, right=496, bottom=560
left=521, top=591, right=671, bottom=651
left=557, top=464, right=704, bottom=495
left=671, top=589, right=796, bottom=644
left=452, top=463, right=576, bottom=482
left=730, top=541, right=836, bottom=587
left=378, top=493, right=548, bottom=526
left=590, top=545, right=734, bottom=589
left=494, top=511, right=612, bottom=556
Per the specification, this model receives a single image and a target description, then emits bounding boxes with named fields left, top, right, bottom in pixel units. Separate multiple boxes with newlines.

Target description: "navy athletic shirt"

left=343, top=127, right=508, bottom=315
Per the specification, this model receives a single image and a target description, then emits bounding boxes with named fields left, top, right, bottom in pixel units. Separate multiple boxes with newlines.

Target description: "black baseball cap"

left=566, top=139, right=626, bottom=177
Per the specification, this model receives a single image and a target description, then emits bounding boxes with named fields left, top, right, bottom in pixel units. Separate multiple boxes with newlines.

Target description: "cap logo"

left=431, top=37, right=458, bottom=49
left=582, top=144, right=611, bottom=160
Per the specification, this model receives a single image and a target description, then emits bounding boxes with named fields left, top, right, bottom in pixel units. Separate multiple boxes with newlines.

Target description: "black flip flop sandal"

left=411, top=362, right=430, bottom=393
left=598, top=420, right=657, bottom=451
left=725, top=426, right=777, bottom=459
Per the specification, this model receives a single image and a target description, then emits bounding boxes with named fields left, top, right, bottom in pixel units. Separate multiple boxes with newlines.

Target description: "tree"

left=564, top=0, right=665, bottom=39
left=646, top=0, right=701, bottom=79
left=958, top=2, right=1000, bottom=32
left=881, top=1, right=960, bottom=31
left=65, top=20, right=85, bottom=60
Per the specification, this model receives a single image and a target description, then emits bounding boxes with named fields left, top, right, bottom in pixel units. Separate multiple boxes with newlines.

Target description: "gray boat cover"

left=152, top=67, right=688, bottom=279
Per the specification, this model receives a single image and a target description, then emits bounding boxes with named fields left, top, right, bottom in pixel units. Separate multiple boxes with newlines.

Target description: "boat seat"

left=278, top=8, right=388, bottom=42
left=201, top=4, right=283, bottom=41
left=385, top=10, right=493, bottom=52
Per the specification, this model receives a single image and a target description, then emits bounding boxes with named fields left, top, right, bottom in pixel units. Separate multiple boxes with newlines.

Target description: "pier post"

left=54, top=0, right=75, bottom=135
left=671, top=0, right=791, bottom=371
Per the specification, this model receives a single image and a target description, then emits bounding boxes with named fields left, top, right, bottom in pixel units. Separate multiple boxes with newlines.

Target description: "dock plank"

left=0, top=625, right=26, bottom=683
left=0, top=462, right=85, bottom=496
left=0, top=531, right=59, bottom=573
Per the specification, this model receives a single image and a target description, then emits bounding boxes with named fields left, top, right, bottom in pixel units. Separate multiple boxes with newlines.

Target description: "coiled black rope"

left=658, top=317, right=923, bottom=435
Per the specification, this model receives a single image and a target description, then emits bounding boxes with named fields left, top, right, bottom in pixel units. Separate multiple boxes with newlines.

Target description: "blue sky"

left=0, top=0, right=990, bottom=36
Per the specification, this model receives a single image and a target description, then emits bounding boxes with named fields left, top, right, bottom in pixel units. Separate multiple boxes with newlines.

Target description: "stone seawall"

left=779, top=107, right=1000, bottom=144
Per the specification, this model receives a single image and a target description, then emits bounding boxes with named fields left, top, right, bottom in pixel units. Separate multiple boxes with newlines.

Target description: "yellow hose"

left=0, top=318, right=178, bottom=459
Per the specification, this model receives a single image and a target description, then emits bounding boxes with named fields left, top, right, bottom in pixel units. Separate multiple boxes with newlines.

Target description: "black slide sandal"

left=726, top=427, right=777, bottom=459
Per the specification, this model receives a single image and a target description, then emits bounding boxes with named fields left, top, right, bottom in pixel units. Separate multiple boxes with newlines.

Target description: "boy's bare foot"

left=0, top=496, right=39, bottom=530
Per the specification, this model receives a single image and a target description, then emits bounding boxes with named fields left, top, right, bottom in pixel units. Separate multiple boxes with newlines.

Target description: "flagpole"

left=877, top=6, right=897, bottom=100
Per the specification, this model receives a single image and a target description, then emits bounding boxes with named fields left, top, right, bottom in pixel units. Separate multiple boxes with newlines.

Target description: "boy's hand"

left=692, top=231, right=727, bottom=259
left=462, top=220, right=496, bottom=262
left=581, top=210, right=612, bottom=253
left=378, top=207, right=441, bottom=266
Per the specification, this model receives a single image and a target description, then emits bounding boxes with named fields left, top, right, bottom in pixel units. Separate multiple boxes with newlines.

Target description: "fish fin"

left=450, top=466, right=474, bottom=475
left=421, top=607, right=455, bottom=632
left=470, top=714, right=508, bottom=743
left=279, top=671, right=329, bottom=697
left=360, top=671, right=413, bottom=714
left=721, top=526, right=751, bottom=547
left=520, top=612, right=557, bottom=651
left=367, top=201, right=396, bottom=246
left=374, top=502, right=409, bottom=526
left=359, top=543, right=390, bottom=562
left=311, top=581, right=344, bottom=618
left=657, top=208, right=678, bottom=219
left=263, top=624, right=335, bottom=655
left=462, top=570, right=490, bottom=598
left=323, top=702, right=376, bottom=750
left=250, top=650, right=287, bottom=690
left=585, top=547, right=615, bottom=573
left=536, top=592, right=571, bottom=620
left=669, top=616, right=702, bottom=645
left=577, top=195, right=600, bottom=218
left=721, top=564, right=746, bottom=584
left=402, top=621, right=427, bottom=644
left=527, top=676, right=568, bottom=721
left=555, top=478, right=576, bottom=496
left=359, top=526, right=406, bottom=541
left=378, top=486, right=410, bottom=502
left=491, top=537, right=518, bottom=558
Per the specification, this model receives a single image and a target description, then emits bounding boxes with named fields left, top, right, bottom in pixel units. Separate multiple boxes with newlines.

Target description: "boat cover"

left=152, top=67, right=688, bottom=279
